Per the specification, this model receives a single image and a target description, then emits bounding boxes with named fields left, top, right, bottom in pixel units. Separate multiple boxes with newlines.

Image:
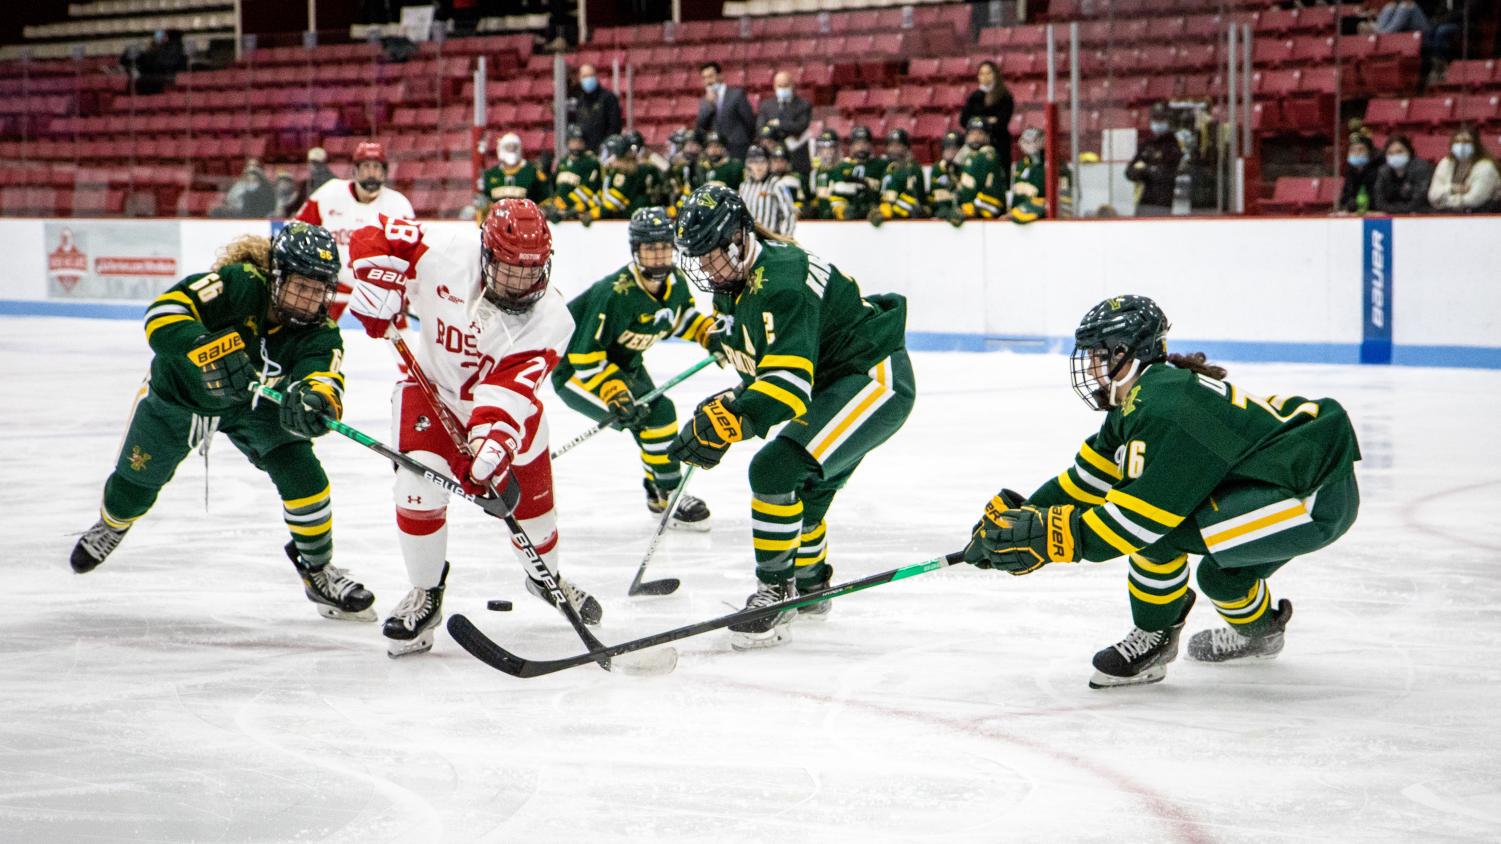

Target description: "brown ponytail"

left=753, top=223, right=798, bottom=247
left=1167, top=351, right=1228, bottom=380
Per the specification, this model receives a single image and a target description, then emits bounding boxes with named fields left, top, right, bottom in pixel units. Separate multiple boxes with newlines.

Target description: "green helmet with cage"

left=628, top=206, right=675, bottom=281
left=673, top=184, right=755, bottom=295
left=269, top=221, right=341, bottom=326
left=1070, top=295, right=1171, bottom=411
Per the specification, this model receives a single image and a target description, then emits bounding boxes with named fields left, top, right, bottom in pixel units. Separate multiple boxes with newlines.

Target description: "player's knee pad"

left=748, top=438, right=819, bottom=496
left=394, top=450, right=451, bottom=530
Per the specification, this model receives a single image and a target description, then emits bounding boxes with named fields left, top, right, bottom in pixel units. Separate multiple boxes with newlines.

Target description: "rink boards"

left=1, top=214, right=1497, bottom=368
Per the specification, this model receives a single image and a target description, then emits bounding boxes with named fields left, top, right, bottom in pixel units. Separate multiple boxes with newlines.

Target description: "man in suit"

left=755, top=70, right=812, bottom=176
left=695, top=61, right=756, bottom=160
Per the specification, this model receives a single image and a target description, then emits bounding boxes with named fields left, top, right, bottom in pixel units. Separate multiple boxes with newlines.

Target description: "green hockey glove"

left=187, top=329, right=254, bottom=401
left=600, top=378, right=650, bottom=431
left=965, top=498, right=1082, bottom=575
left=668, top=393, right=742, bottom=470
left=280, top=378, right=341, bottom=439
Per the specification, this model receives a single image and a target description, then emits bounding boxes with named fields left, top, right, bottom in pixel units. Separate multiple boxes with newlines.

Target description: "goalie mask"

left=628, top=206, right=675, bottom=283
left=479, top=198, right=552, bottom=315
left=1071, top=295, right=1170, bottom=411
left=269, top=222, right=340, bottom=326
left=675, top=184, right=756, bottom=296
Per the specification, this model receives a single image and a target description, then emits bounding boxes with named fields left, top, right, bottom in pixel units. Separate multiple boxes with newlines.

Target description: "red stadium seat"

left=1363, top=98, right=1409, bottom=129
left=1411, top=134, right=1449, bottom=161
left=1455, top=95, right=1501, bottom=127
left=1405, top=96, right=1455, bottom=129
left=1436, top=59, right=1499, bottom=92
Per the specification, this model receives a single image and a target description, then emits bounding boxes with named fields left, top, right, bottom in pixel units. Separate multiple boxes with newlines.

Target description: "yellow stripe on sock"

left=640, top=451, right=671, bottom=465
left=796, top=546, right=829, bottom=566
left=1215, top=582, right=1265, bottom=611
left=286, top=520, right=331, bottom=537
left=1128, top=581, right=1190, bottom=605
left=100, top=507, right=138, bottom=529
left=753, top=536, right=800, bottom=552
left=282, top=485, right=331, bottom=510
left=1224, top=591, right=1271, bottom=624
left=751, top=498, right=802, bottom=518
left=639, top=422, right=678, bottom=439
left=800, top=522, right=827, bottom=543
left=1130, top=553, right=1187, bottom=575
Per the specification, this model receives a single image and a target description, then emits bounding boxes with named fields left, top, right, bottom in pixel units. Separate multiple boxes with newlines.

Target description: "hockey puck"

left=486, top=599, right=513, bottom=612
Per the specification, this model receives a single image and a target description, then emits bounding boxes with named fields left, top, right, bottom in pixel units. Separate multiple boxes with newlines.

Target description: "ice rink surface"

left=4, top=315, right=1500, bottom=843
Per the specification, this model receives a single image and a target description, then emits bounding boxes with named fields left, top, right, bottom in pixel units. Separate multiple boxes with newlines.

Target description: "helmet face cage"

left=481, top=248, right=550, bottom=314
left=1070, top=343, right=1129, bottom=411
left=632, top=241, right=675, bottom=281
left=272, top=268, right=338, bottom=325
left=1069, top=296, right=1170, bottom=410
left=679, top=226, right=750, bottom=296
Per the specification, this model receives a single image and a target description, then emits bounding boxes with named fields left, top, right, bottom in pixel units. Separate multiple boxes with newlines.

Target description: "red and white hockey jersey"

left=295, top=179, right=415, bottom=318
left=348, top=215, right=573, bottom=455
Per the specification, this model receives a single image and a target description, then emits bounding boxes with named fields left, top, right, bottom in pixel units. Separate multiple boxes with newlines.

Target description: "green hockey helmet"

left=628, top=206, right=675, bottom=281
left=603, top=133, right=630, bottom=158
left=703, top=131, right=726, bottom=153
left=885, top=128, right=910, bottom=154
left=941, top=129, right=963, bottom=149
left=624, top=129, right=645, bottom=153
left=269, top=221, right=340, bottom=326
left=674, top=183, right=754, bottom=295
left=1070, top=295, right=1171, bottom=411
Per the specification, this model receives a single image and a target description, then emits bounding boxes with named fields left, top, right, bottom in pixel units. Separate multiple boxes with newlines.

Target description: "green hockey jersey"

left=142, top=261, right=345, bottom=416
left=696, top=155, right=743, bottom=190
left=827, top=156, right=886, bottom=220
left=877, top=158, right=926, bottom=219
left=550, top=151, right=603, bottom=218
left=956, top=146, right=1005, bottom=217
left=600, top=162, right=666, bottom=218
left=479, top=161, right=549, bottom=209
left=1030, top=363, right=1361, bottom=562
left=555, top=263, right=712, bottom=396
left=710, top=239, right=907, bottom=437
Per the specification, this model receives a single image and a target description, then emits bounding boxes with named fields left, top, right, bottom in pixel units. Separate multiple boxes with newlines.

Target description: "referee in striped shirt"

left=738, top=145, right=797, bottom=237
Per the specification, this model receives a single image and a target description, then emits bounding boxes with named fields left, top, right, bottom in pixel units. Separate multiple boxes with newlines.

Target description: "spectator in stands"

left=212, top=158, right=275, bottom=218
left=119, top=29, right=187, bottom=96
left=960, top=60, right=1015, bottom=185
left=1373, top=0, right=1429, bottom=34
left=696, top=62, right=756, bottom=159
left=306, top=147, right=335, bottom=196
left=755, top=71, right=812, bottom=175
left=739, top=146, right=797, bottom=236
left=1427, top=126, right=1500, bottom=213
left=1371, top=134, right=1433, bottom=213
left=572, top=64, right=621, bottom=152
left=1338, top=135, right=1384, bottom=214
left=1126, top=104, right=1184, bottom=217
left=273, top=171, right=302, bottom=219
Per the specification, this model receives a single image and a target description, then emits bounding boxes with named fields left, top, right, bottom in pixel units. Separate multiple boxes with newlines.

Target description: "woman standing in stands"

left=960, top=60, right=1015, bottom=188
left=1371, top=135, right=1433, bottom=214
left=1427, top=126, right=1500, bottom=213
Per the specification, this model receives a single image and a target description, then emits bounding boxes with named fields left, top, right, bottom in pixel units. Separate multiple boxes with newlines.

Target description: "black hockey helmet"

left=629, top=206, right=675, bottom=281
left=603, top=133, right=630, bottom=158
left=674, top=183, right=754, bottom=295
left=941, top=129, right=963, bottom=149
left=769, top=144, right=790, bottom=162
left=745, top=145, right=769, bottom=163
left=1070, top=295, right=1171, bottom=411
left=965, top=116, right=989, bottom=133
left=624, top=128, right=645, bottom=152
left=885, top=128, right=910, bottom=153
left=817, top=128, right=840, bottom=145
left=758, top=123, right=785, bottom=142
left=850, top=125, right=873, bottom=143
left=269, top=221, right=340, bottom=326
left=704, top=131, right=726, bottom=151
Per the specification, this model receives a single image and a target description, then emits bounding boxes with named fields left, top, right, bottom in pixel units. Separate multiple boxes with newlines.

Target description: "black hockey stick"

left=385, top=332, right=675, bottom=676
left=250, top=383, right=518, bottom=518
left=549, top=354, right=717, bottom=460
left=448, top=550, right=967, bottom=678
left=626, top=465, right=695, bottom=596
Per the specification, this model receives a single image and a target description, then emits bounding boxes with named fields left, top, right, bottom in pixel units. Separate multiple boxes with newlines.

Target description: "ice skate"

left=71, top=519, right=129, bottom=573
left=729, top=578, right=797, bottom=650
left=1187, top=600, right=1292, bottom=663
left=644, top=479, right=711, bottom=532
left=383, top=563, right=449, bottom=658
left=525, top=572, right=603, bottom=625
left=285, top=542, right=376, bottom=622
left=794, top=566, right=833, bottom=620
left=1089, top=590, right=1196, bottom=689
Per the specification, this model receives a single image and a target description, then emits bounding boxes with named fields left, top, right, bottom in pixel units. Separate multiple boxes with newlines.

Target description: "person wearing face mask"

left=955, top=117, right=1005, bottom=222
left=828, top=125, right=887, bottom=221
left=571, top=64, right=621, bottom=153
left=1371, top=135, right=1433, bottom=214
left=695, top=61, right=757, bottom=159
left=755, top=71, right=812, bottom=175
left=928, top=130, right=964, bottom=223
left=1427, top=126, right=1500, bottom=213
left=294, top=141, right=415, bottom=320
left=1008, top=127, right=1070, bottom=223
left=477, top=132, right=550, bottom=224
left=1338, top=135, right=1384, bottom=215
left=960, top=60, right=1015, bottom=185
left=1126, top=105, right=1184, bottom=217
left=551, top=207, right=717, bottom=529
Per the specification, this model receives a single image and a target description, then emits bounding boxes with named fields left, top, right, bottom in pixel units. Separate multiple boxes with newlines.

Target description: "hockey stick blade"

left=628, top=577, right=681, bottom=597
left=447, top=614, right=678, bottom=677
left=451, top=551, right=966, bottom=678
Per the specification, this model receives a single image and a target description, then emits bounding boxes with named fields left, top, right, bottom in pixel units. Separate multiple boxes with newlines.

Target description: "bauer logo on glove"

left=187, top=330, right=245, bottom=367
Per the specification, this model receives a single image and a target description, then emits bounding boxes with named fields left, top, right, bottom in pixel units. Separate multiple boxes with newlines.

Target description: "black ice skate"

left=383, top=563, right=450, bottom=658
left=644, top=479, right=711, bottom=532
left=1089, top=589, right=1197, bottom=689
left=525, top=573, right=603, bottom=625
left=794, top=566, right=833, bottom=619
left=1186, top=600, right=1292, bottom=663
left=729, top=578, right=798, bottom=650
left=285, top=542, right=376, bottom=622
left=71, top=519, right=129, bottom=573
